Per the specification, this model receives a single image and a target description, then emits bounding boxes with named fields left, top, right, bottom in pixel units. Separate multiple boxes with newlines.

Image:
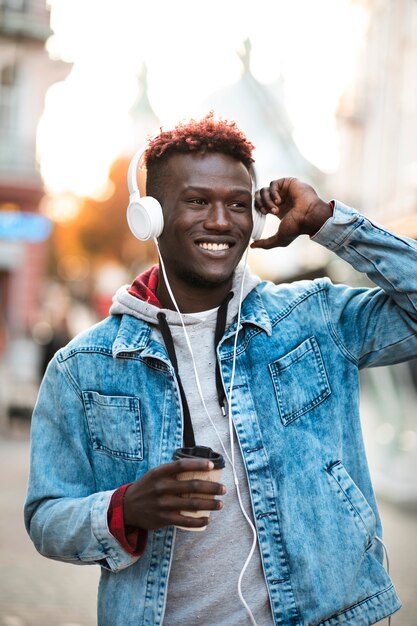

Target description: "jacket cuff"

left=107, top=484, right=148, bottom=556
left=90, top=489, right=141, bottom=572
left=311, top=200, right=363, bottom=250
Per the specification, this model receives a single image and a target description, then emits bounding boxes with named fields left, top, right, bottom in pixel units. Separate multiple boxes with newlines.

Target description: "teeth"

left=198, top=242, right=230, bottom=251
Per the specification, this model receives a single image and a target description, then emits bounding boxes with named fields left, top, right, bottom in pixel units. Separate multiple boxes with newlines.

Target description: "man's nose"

left=204, top=202, right=232, bottom=230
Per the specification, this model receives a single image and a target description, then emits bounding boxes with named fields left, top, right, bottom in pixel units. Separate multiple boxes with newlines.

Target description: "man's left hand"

left=251, top=177, right=333, bottom=249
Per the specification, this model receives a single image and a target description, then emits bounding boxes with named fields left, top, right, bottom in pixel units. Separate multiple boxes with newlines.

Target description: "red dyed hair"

left=144, top=112, right=255, bottom=170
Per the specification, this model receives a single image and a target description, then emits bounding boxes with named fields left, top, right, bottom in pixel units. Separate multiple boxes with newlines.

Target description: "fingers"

left=153, top=458, right=215, bottom=477
left=255, top=186, right=280, bottom=216
left=251, top=222, right=298, bottom=250
left=151, top=460, right=227, bottom=495
left=156, top=493, right=224, bottom=513
left=144, top=491, right=224, bottom=530
left=253, top=177, right=323, bottom=249
left=174, top=478, right=226, bottom=496
left=268, top=179, right=284, bottom=207
left=124, top=461, right=227, bottom=530
left=251, top=234, right=281, bottom=250
left=154, top=476, right=226, bottom=498
left=170, top=512, right=210, bottom=529
left=255, top=178, right=294, bottom=216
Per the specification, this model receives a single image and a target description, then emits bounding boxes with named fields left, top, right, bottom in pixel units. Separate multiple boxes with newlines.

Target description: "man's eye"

left=229, top=202, right=247, bottom=210
left=188, top=198, right=207, bottom=206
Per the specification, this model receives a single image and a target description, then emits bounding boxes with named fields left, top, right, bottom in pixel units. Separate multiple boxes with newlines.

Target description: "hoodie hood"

left=109, top=263, right=260, bottom=328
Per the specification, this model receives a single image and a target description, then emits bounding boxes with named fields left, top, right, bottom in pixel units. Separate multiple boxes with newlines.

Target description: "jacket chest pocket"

left=268, top=336, right=331, bottom=426
left=82, top=391, right=143, bottom=461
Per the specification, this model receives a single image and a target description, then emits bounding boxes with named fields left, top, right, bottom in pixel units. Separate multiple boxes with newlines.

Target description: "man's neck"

left=156, top=275, right=234, bottom=314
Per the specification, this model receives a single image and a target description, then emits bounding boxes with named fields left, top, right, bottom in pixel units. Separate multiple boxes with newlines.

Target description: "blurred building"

left=121, top=64, right=160, bottom=157
left=334, top=0, right=417, bottom=233
left=202, top=39, right=325, bottom=192
left=332, top=0, right=417, bottom=505
left=199, top=39, right=330, bottom=282
left=0, top=0, right=70, bottom=427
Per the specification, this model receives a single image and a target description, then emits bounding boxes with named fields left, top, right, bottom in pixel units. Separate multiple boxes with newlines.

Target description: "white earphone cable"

left=154, top=238, right=259, bottom=626
left=374, top=536, right=392, bottom=626
left=226, top=246, right=259, bottom=626
left=154, top=238, right=234, bottom=467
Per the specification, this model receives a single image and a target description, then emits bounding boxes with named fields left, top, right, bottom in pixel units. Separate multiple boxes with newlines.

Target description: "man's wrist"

left=305, top=200, right=334, bottom=237
left=108, top=484, right=148, bottom=556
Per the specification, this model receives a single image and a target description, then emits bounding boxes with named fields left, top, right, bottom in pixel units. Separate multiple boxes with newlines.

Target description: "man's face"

left=157, top=152, right=253, bottom=291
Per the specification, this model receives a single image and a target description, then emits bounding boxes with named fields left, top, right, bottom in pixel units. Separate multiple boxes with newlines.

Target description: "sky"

left=37, top=0, right=368, bottom=201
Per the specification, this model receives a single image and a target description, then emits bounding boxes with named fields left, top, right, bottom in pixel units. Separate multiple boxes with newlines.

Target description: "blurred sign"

left=0, top=211, right=52, bottom=242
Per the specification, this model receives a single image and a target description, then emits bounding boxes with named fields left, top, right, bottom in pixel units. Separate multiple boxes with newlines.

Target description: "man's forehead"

left=164, top=151, right=252, bottom=188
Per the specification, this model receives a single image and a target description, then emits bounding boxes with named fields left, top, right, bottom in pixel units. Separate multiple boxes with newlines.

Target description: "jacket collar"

left=232, top=286, right=272, bottom=336
left=112, top=314, right=153, bottom=357
left=112, top=284, right=272, bottom=357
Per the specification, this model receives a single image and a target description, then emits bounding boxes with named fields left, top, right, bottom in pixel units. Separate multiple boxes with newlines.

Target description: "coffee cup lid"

left=173, top=445, right=225, bottom=469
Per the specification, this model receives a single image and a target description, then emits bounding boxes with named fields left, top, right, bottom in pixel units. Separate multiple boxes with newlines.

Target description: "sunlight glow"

left=38, top=0, right=368, bottom=199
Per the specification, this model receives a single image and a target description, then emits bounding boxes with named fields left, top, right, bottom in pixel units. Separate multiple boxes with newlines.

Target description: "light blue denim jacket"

left=25, top=202, right=417, bottom=625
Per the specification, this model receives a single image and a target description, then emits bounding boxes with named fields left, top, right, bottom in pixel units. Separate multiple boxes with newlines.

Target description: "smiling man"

left=25, top=115, right=417, bottom=626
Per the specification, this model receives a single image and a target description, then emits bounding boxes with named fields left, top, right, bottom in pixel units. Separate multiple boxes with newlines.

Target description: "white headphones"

left=126, top=143, right=266, bottom=241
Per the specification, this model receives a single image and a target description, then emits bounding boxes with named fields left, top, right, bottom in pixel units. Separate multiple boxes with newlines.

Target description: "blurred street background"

left=1, top=0, right=417, bottom=624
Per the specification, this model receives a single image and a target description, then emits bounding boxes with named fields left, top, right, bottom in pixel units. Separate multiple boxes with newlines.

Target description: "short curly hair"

left=144, top=113, right=255, bottom=199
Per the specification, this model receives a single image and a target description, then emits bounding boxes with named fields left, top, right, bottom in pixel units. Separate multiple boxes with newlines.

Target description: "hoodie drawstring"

left=157, top=292, right=233, bottom=448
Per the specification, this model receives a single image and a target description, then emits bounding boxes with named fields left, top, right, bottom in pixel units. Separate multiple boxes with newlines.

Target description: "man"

left=25, top=114, right=417, bottom=625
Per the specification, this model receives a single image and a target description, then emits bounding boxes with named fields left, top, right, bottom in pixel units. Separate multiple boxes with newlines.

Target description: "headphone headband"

left=127, top=143, right=148, bottom=196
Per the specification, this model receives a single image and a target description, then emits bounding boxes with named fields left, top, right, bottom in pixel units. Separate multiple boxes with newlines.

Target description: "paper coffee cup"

left=173, top=446, right=225, bottom=531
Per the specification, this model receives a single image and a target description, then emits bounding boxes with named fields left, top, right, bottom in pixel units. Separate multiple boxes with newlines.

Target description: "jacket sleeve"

left=24, top=356, right=140, bottom=573
left=312, top=200, right=417, bottom=367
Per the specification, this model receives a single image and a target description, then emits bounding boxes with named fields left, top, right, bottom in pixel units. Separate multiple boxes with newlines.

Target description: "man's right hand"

left=123, top=459, right=227, bottom=530
left=251, top=177, right=333, bottom=248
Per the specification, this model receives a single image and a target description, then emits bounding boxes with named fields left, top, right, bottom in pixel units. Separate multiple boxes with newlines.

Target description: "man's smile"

left=196, top=241, right=233, bottom=252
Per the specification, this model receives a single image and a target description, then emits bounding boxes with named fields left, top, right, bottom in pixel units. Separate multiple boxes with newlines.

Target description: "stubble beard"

left=178, top=266, right=235, bottom=290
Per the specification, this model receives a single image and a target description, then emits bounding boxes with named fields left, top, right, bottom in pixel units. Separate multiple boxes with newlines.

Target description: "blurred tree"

left=77, top=158, right=131, bottom=259
left=49, top=157, right=156, bottom=285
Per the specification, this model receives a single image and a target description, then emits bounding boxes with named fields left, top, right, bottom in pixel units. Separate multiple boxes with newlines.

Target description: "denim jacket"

left=25, top=202, right=417, bottom=625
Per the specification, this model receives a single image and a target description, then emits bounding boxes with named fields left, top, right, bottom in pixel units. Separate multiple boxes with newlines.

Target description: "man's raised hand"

left=251, top=177, right=333, bottom=249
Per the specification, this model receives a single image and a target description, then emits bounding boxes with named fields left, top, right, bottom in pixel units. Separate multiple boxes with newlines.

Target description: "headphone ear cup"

left=251, top=207, right=266, bottom=241
left=127, top=193, right=164, bottom=241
